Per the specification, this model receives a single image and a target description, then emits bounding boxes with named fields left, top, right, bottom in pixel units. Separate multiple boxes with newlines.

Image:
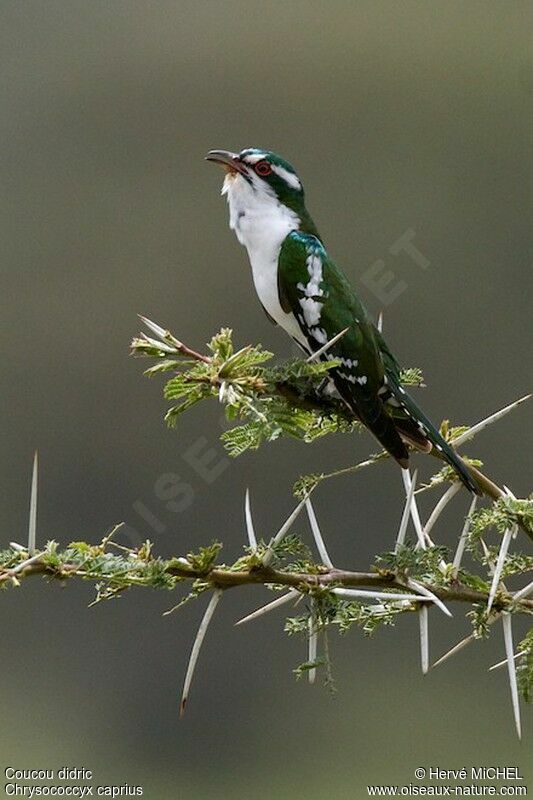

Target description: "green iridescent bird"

left=206, top=147, right=480, bottom=494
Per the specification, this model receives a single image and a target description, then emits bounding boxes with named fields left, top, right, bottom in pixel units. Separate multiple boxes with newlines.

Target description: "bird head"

left=206, top=148, right=319, bottom=241
left=207, top=148, right=303, bottom=198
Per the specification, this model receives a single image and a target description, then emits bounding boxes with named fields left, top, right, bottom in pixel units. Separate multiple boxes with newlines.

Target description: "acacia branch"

left=2, top=547, right=532, bottom=615
left=132, top=323, right=532, bottom=541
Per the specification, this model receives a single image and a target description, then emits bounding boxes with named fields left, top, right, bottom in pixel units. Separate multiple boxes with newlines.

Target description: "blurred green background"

left=1, top=1, right=531, bottom=797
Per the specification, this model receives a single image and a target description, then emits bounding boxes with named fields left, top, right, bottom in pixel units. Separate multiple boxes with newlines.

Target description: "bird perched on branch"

left=207, top=147, right=480, bottom=494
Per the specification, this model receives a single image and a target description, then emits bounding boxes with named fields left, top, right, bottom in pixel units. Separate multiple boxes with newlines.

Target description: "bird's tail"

left=335, top=380, right=410, bottom=469
left=386, top=373, right=481, bottom=495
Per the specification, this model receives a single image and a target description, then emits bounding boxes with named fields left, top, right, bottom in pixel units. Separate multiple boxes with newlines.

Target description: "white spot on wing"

left=339, top=371, right=357, bottom=384
left=341, top=357, right=358, bottom=368
left=298, top=248, right=324, bottom=328
left=304, top=252, right=324, bottom=297
left=312, top=327, right=328, bottom=344
left=300, top=297, right=322, bottom=327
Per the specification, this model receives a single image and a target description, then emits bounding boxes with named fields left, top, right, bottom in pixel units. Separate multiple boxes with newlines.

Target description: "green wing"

left=277, top=232, right=479, bottom=490
left=278, top=231, right=382, bottom=386
left=278, top=231, right=409, bottom=465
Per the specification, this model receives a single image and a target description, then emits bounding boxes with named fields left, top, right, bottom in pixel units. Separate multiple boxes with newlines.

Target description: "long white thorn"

left=489, top=651, right=525, bottom=672
left=377, top=310, right=384, bottom=333
left=244, top=488, right=257, bottom=550
left=28, top=451, right=38, bottom=555
left=262, top=496, right=308, bottom=566
left=11, top=551, right=46, bottom=575
left=422, top=481, right=461, bottom=572
left=180, top=589, right=223, bottom=716
left=401, top=469, right=425, bottom=549
left=235, top=589, right=300, bottom=626
left=452, top=394, right=531, bottom=448
left=502, top=613, right=522, bottom=739
left=419, top=606, right=429, bottom=674
left=431, top=632, right=476, bottom=669
left=332, top=587, right=432, bottom=603
left=486, top=527, right=514, bottom=613
left=479, top=537, right=493, bottom=565
left=395, top=469, right=418, bottom=551
left=423, top=482, right=462, bottom=537
left=407, top=579, right=452, bottom=618
left=305, top=498, right=333, bottom=568
left=308, top=609, right=318, bottom=685
left=452, top=496, right=478, bottom=577
left=514, top=579, right=533, bottom=602
left=306, top=327, right=349, bottom=363
left=431, top=609, right=504, bottom=670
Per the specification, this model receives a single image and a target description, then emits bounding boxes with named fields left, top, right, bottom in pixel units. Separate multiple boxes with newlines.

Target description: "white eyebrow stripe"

left=242, top=152, right=266, bottom=164
left=271, top=164, right=301, bottom=190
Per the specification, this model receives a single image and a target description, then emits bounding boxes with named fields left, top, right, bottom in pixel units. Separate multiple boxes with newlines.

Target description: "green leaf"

left=186, top=541, right=222, bottom=572
left=164, top=387, right=210, bottom=426
left=469, top=497, right=533, bottom=541
left=208, top=328, right=234, bottom=361
left=293, top=658, right=325, bottom=680
left=218, top=344, right=273, bottom=377
left=399, top=367, right=425, bottom=386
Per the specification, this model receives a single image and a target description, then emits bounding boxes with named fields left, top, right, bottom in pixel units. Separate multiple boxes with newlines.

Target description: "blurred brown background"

left=1, top=2, right=532, bottom=797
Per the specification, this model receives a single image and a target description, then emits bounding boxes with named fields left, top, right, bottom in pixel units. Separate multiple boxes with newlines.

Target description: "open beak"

left=205, top=150, right=248, bottom=176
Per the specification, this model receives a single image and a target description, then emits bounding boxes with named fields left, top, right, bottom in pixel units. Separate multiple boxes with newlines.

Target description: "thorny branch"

left=3, top=318, right=531, bottom=733
left=131, top=319, right=532, bottom=540
left=2, top=545, right=533, bottom=612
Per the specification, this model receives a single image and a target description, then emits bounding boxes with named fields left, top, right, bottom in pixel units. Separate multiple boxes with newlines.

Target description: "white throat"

left=223, top=172, right=300, bottom=253
left=222, top=172, right=306, bottom=346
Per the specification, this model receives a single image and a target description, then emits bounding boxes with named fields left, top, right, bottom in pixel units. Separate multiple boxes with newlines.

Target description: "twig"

left=3, top=553, right=533, bottom=612
left=138, top=315, right=211, bottom=364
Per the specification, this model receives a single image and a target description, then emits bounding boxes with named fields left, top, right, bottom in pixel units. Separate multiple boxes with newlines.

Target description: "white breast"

left=224, top=173, right=308, bottom=347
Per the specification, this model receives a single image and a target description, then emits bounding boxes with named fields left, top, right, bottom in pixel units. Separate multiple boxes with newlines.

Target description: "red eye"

left=255, top=160, right=272, bottom=176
